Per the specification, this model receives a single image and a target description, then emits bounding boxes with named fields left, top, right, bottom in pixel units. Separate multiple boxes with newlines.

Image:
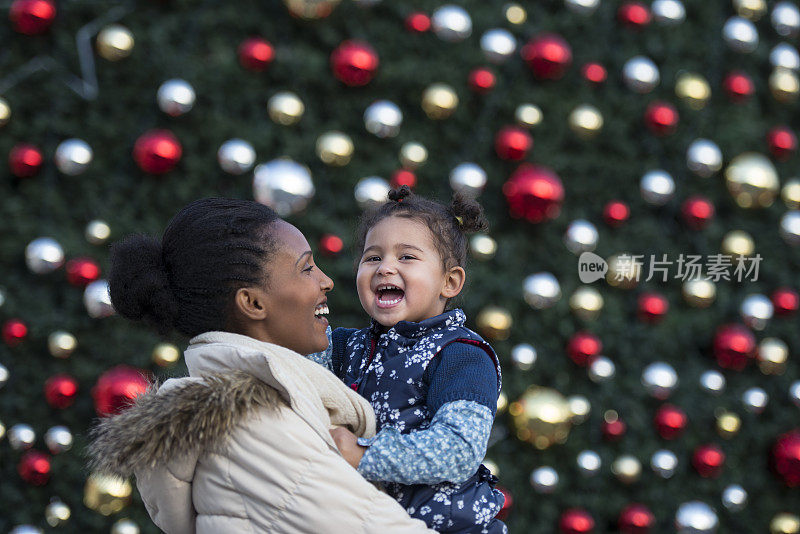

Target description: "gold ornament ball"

left=0, top=97, right=10, bottom=127
left=483, top=459, right=499, bottom=476
left=758, top=337, right=789, bottom=375
left=606, top=253, right=641, bottom=289
left=734, top=0, right=766, bottom=20
left=45, top=499, right=71, bottom=526
left=268, top=91, right=305, bottom=126
left=421, top=84, right=459, bottom=120
left=475, top=306, right=512, bottom=340
left=283, top=0, right=341, bottom=19
left=86, top=220, right=112, bottom=245
left=399, top=142, right=428, bottom=170
left=771, top=513, right=800, bottom=534
left=569, top=105, right=603, bottom=139
left=96, top=24, right=135, bottom=61
left=509, top=387, right=573, bottom=449
left=567, top=395, right=591, bottom=424
left=497, top=391, right=508, bottom=414
left=725, top=153, right=780, bottom=208
left=675, top=72, right=712, bottom=110
left=716, top=411, right=741, bottom=439
left=48, top=331, right=77, bottom=358
left=0, top=420, right=5, bottom=441
left=470, top=234, right=497, bottom=261
left=721, top=230, right=755, bottom=257
left=152, top=343, right=181, bottom=367
left=770, top=68, right=800, bottom=103
left=782, top=179, right=800, bottom=209
left=515, top=104, right=543, bottom=128
left=316, top=131, right=354, bottom=167
left=569, top=286, right=604, bottom=321
left=84, top=473, right=132, bottom=516
left=682, top=279, right=717, bottom=308
left=504, top=3, right=527, bottom=24
left=612, top=455, right=642, bottom=484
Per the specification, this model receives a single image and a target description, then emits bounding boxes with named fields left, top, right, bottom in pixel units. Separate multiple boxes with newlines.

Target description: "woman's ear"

left=234, top=287, right=269, bottom=321
left=441, top=266, right=466, bottom=299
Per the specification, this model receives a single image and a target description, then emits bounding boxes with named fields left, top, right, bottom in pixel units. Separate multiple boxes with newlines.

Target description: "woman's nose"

left=320, top=270, right=334, bottom=292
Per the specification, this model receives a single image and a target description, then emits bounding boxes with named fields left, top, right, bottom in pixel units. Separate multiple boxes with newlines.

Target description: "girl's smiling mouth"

left=376, top=284, right=405, bottom=308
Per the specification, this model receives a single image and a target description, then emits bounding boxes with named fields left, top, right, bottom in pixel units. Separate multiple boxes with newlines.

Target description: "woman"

left=88, top=198, right=434, bottom=533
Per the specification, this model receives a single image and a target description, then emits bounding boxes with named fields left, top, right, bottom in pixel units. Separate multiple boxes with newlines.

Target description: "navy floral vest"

left=336, top=309, right=506, bottom=533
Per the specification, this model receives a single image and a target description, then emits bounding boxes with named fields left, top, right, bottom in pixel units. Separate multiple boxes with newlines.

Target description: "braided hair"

left=109, top=198, right=280, bottom=337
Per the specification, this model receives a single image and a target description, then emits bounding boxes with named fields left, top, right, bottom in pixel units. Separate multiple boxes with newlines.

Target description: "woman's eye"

left=303, top=265, right=314, bottom=273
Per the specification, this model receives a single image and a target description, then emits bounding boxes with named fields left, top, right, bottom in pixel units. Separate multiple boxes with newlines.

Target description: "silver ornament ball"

left=651, top=449, right=679, bottom=478
left=26, top=237, right=65, bottom=274
left=623, top=56, right=660, bottom=94
left=354, top=176, right=390, bottom=210
left=687, top=139, right=723, bottom=178
left=55, top=138, right=93, bottom=175
left=742, top=387, right=768, bottom=413
left=157, top=79, right=195, bottom=117
left=641, top=170, right=675, bottom=206
left=772, top=2, right=800, bottom=38
left=470, top=234, right=497, bottom=260
left=510, top=343, right=537, bottom=371
left=721, top=484, right=748, bottom=511
left=0, top=362, right=8, bottom=388
left=652, top=0, right=686, bottom=25
left=770, top=43, right=800, bottom=72
left=111, top=519, right=141, bottom=534
left=588, top=356, right=615, bottom=383
left=675, top=501, right=718, bottom=533
left=530, top=466, right=559, bottom=493
left=564, top=219, right=599, bottom=254
left=700, top=370, right=726, bottom=395
left=363, top=100, right=402, bottom=138
left=45, top=425, right=73, bottom=454
left=523, top=272, right=561, bottom=309
left=9, top=423, right=35, bottom=450
left=564, top=0, right=600, bottom=15
left=84, top=279, right=115, bottom=318
left=9, top=527, right=42, bottom=534
left=576, top=450, right=602, bottom=476
left=740, top=293, right=774, bottom=330
left=253, top=159, right=315, bottom=216
left=568, top=395, right=591, bottom=423
left=218, top=139, right=256, bottom=175
left=85, top=220, right=111, bottom=245
left=642, top=362, right=678, bottom=399
left=789, top=380, right=800, bottom=407
left=779, top=211, right=800, bottom=245
left=431, top=5, right=472, bottom=42
left=723, top=16, right=759, bottom=53
left=449, top=162, right=487, bottom=198
left=480, top=29, right=516, bottom=64
left=45, top=500, right=71, bottom=526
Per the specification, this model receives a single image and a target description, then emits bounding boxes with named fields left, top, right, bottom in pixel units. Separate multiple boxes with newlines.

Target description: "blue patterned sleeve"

left=356, top=400, right=492, bottom=485
left=304, top=326, right=334, bottom=372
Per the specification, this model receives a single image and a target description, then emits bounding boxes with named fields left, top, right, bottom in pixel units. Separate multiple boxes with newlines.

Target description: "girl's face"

left=356, top=216, right=463, bottom=327
left=257, top=221, right=333, bottom=354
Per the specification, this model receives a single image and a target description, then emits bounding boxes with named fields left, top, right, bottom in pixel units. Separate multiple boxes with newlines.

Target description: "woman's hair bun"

left=388, top=185, right=413, bottom=202
left=451, top=192, right=489, bottom=234
left=108, top=234, right=178, bottom=335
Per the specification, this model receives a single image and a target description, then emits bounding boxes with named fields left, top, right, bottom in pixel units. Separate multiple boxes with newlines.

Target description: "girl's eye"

left=364, top=256, right=380, bottom=262
left=400, top=254, right=416, bottom=260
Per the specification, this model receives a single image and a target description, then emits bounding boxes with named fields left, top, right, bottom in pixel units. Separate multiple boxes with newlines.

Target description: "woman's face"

left=258, top=221, right=333, bottom=355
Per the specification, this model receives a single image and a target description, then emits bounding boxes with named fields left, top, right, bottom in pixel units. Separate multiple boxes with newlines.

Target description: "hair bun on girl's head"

left=108, top=234, right=179, bottom=335
left=388, top=185, right=413, bottom=202
left=451, top=192, right=489, bottom=234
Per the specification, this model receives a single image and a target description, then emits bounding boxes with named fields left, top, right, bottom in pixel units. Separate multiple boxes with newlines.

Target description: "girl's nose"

left=376, top=261, right=396, bottom=276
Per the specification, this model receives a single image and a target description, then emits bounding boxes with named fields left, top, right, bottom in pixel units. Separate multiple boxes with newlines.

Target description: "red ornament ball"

left=495, top=126, right=533, bottom=161
left=521, top=33, right=572, bottom=80
left=330, top=40, right=379, bottom=87
left=319, top=234, right=344, bottom=256
left=603, top=200, right=630, bottom=227
left=405, top=12, right=431, bottom=33
left=654, top=404, right=687, bottom=440
left=391, top=169, right=417, bottom=189
left=603, top=418, right=627, bottom=441
left=469, top=67, right=496, bottom=94
left=133, top=129, right=182, bottom=174
left=644, top=101, right=679, bottom=136
left=681, top=195, right=715, bottom=230
left=18, top=450, right=51, bottom=485
left=692, top=443, right=725, bottom=478
left=92, top=365, right=150, bottom=416
left=503, top=164, right=564, bottom=223
left=66, top=257, right=100, bottom=287
left=638, top=292, right=669, bottom=323
left=713, top=323, right=756, bottom=371
left=44, top=374, right=79, bottom=409
left=618, top=503, right=655, bottom=534
left=771, top=430, right=800, bottom=487
left=496, top=486, right=513, bottom=521
left=767, top=126, right=797, bottom=161
left=772, top=287, right=799, bottom=316
left=582, top=62, right=607, bottom=85
left=9, top=0, right=56, bottom=35
left=560, top=508, right=595, bottom=534
left=238, top=37, right=274, bottom=72
left=566, top=331, right=602, bottom=366
left=723, top=71, right=754, bottom=102
left=2, top=318, right=28, bottom=346
left=9, top=143, right=43, bottom=178
left=618, top=2, right=651, bottom=28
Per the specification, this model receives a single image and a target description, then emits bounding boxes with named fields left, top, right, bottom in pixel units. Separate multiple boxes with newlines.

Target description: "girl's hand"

left=329, top=427, right=367, bottom=469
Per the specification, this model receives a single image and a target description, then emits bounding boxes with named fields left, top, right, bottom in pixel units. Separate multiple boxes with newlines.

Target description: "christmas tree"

left=1, top=0, right=799, bottom=532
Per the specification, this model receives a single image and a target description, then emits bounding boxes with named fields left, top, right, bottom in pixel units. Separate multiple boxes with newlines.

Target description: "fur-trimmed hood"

left=87, top=371, right=282, bottom=477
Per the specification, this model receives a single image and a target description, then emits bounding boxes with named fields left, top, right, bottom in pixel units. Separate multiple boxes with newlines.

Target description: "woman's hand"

left=329, top=427, right=367, bottom=469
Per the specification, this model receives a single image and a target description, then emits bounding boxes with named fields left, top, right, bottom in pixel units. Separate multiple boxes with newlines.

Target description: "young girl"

left=311, top=186, right=506, bottom=533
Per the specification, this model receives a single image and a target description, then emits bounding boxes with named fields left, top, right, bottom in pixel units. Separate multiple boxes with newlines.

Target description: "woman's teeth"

left=314, top=304, right=329, bottom=317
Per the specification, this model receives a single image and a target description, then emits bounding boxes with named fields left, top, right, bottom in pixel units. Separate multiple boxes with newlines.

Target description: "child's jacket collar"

left=368, top=309, right=467, bottom=343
